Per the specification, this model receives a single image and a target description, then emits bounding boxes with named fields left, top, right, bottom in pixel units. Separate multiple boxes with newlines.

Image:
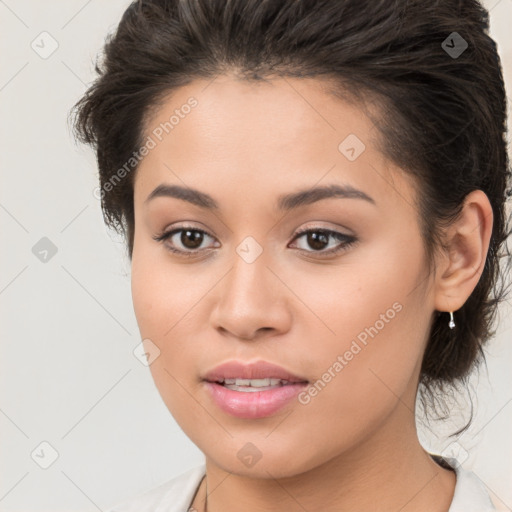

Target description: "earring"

left=448, top=311, right=455, bottom=329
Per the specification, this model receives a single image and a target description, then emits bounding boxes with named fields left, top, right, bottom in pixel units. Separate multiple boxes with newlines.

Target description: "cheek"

left=131, top=259, right=199, bottom=383
left=130, top=245, right=213, bottom=413
left=287, top=297, right=423, bottom=464
left=130, top=242, right=199, bottom=338
left=131, top=262, right=202, bottom=426
left=131, top=256, right=161, bottom=340
left=294, top=237, right=427, bottom=402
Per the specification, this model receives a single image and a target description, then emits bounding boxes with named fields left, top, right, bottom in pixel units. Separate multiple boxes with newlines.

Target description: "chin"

left=202, top=436, right=331, bottom=480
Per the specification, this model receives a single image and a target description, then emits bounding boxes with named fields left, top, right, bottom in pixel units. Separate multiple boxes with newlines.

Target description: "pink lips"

left=203, top=360, right=308, bottom=383
left=202, top=360, right=309, bottom=419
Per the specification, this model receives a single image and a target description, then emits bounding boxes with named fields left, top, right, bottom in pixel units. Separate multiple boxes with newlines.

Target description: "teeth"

left=220, top=378, right=287, bottom=388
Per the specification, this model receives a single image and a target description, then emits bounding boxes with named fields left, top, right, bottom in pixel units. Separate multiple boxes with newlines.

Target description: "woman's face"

left=131, top=75, right=435, bottom=477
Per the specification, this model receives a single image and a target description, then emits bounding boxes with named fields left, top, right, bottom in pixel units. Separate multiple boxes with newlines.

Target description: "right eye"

left=152, top=225, right=219, bottom=257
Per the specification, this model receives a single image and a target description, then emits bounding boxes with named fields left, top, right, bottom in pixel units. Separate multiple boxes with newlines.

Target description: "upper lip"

left=203, top=360, right=309, bottom=383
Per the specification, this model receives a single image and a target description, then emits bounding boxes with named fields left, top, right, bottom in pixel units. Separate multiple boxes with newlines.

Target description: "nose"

left=210, top=246, right=292, bottom=341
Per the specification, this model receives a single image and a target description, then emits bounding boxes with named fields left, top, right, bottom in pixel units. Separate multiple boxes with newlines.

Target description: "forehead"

left=134, top=75, right=416, bottom=211
left=140, top=74, right=375, bottom=154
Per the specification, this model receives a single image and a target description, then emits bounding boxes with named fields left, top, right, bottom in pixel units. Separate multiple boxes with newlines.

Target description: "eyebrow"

left=144, top=183, right=376, bottom=210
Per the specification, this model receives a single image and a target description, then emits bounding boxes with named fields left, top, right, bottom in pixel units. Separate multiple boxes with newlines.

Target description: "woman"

left=71, top=0, right=511, bottom=510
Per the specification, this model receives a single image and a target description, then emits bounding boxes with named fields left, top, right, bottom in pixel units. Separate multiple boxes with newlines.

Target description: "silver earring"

left=448, top=311, right=455, bottom=329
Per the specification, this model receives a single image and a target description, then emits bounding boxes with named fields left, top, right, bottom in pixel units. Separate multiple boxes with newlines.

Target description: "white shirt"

left=106, top=456, right=496, bottom=512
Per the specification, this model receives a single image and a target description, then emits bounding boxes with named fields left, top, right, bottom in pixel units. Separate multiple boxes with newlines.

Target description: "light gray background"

left=1, top=0, right=511, bottom=510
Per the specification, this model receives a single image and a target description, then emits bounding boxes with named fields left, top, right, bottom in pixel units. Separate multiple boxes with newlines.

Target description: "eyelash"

left=152, top=225, right=358, bottom=258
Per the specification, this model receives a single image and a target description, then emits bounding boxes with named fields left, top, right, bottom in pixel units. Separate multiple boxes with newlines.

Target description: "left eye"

left=290, top=228, right=357, bottom=256
left=152, top=226, right=357, bottom=257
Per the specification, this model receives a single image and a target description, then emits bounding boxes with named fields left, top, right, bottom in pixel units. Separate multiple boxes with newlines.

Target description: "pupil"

left=308, top=232, right=328, bottom=250
left=181, top=230, right=203, bottom=249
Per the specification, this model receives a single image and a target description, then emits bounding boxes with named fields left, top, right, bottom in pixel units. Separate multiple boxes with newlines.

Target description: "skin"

left=130, top=74, right=493, bottom=512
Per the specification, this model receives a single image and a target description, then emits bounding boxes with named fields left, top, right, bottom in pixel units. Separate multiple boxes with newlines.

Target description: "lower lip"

left=203, top=381, right=308, bottom=419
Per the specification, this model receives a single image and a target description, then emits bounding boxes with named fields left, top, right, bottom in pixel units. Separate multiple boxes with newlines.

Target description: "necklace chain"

left=190, top=475, right=207, bottom=512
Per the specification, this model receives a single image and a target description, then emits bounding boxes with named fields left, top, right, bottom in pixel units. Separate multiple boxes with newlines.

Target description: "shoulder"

left=432, top=455, right=496, bottom=512
left=105, top=464, right=206, bottom=512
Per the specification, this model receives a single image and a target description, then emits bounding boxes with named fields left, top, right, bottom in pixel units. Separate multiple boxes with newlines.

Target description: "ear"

left=433, top=189, right=494, bottom=313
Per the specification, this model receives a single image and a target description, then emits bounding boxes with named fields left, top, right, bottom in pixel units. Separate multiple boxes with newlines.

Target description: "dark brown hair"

left=70, top=0, right=512, bottom=432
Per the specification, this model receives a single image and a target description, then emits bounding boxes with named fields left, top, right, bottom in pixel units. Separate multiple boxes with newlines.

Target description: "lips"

left=202, top=360, right=309, bottom=384
left=201, top=360, right=310, bottom=418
